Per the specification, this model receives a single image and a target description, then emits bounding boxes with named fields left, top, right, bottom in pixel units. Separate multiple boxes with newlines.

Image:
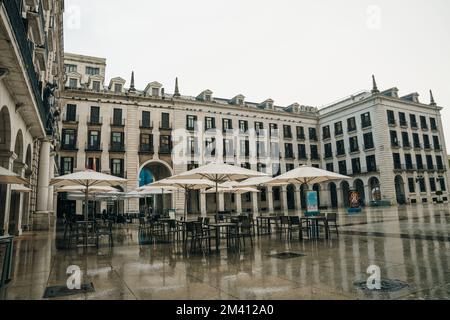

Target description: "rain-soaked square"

left=1, top=205, right=449, bottom=300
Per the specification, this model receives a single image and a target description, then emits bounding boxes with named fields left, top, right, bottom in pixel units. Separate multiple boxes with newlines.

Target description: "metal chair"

left=95, top=220, right=114, bottom=248
left=326, top=212, right=339, bottom=237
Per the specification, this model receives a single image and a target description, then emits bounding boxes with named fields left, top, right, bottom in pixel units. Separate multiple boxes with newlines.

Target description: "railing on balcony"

left=139, top=120, right=154, bottom=129
left=60, top=142, right=78, bottom=151
left=139, top=144, right=154, bottom=154
left=2, top=0, right=51, bottom=134
left=109, top=143, right=125, bottom=152
left=85, top=142, right=103, bottom=152
left=62, top=114, right=79, bottom=123
left=87, top=116, right=103, bottom=125
left=110, top=118, right=125, bottom=126
left=159, top=122, right=172, bottom=130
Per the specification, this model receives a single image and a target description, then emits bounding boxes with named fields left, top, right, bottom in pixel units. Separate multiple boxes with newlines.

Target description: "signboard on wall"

left=306, top=191, right=319, bottom=215
left=348, top=188, right=362, bottom=213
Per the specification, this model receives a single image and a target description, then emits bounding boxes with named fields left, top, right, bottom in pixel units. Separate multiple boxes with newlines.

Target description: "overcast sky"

left=64, top=0, right=450, bottom=152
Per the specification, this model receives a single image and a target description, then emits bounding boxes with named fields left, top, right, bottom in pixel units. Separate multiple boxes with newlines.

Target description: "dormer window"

left=237, top=98, right=243, bottom=105
left=69, top=78, right=78, bottom=89
left=205, top=93, right=212, bottom=101
left=197, top=90, right=213, bottom=102
left=92, top=81, right=101, bottom=92
left=114, top=83, right=122, bottom=93
left=260, top=99, right=274, bottom=110
left=152, top=87, right=160, bottom=97
left=267, top=102, right=273, bottom=109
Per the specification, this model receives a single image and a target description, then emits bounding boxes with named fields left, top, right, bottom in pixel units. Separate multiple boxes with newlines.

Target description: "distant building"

left=0, top=0, right=64, bottom=235
left=58, top=53, right=450, bottom=216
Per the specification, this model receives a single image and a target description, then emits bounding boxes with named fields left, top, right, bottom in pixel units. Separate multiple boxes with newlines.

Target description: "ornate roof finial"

left=129, top=71, right=136, bottom=92
left=429, top=90, right=436, bottom=106
left=371, top=75, right=379, bottom=94
left=173, top=77, right=180, bottom=98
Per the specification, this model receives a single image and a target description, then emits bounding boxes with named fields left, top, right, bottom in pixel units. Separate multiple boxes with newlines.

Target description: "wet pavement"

left=1, top=204, right=449, bottom=300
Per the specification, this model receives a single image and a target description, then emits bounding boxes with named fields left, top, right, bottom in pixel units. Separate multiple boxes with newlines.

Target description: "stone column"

left=281, top=185, right=288, bottom=215
left=12, top=162, right=26, bottom=235
left=36, top=139, right=51, bottom=212
left=364, top=184, right=371, bottom=206
left=0, top=151, right=16, bottom=236
left=47, top=151, right=55, bottom=213
left=294, top=185, right=302, bottom=215
left=337, top=187, right=344, bottom=208
left=200, top=192, right=207, bottom=217
left=251, top=192, right=259, bottom=215
left=267, top=186, right=274, bottom=213
left=235, top=193, right=242, bottom=214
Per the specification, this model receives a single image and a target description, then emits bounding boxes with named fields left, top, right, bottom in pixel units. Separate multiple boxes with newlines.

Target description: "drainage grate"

left=354, top=279, right=409, bottom=292
left=43, top=283, right=95, bottom=298
left=269, top=252, right=306, bottom=259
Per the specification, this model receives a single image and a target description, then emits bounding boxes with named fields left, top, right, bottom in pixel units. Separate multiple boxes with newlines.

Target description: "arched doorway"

left=340, top=181, right=350, bottom=207
left=395, top=175, right=406, bottom=204
left=368, top=177, right=381, bottom=202
left=354, top=179, right=365, bottom=206
left=0, top=106, right=12, bottom=234
left=138, top=160, right=173, bottom=215
left=313, top=184, right=321, bottom=208
left=329, top=182, right=338, bottom=208
left=287, top=184, right=296, bottom=210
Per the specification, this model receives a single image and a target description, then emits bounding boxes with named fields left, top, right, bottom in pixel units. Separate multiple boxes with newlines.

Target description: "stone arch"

left=340, top=181, right=350, bottom=207
left=14, top=129, right=24, bottom=164
left=353, top=179, right=365, bottom=206
left=395, top=175, right=406, bottom=204
left=0, top=106, right=12, bottom=153
left=368, top=177, right=381, bottom=201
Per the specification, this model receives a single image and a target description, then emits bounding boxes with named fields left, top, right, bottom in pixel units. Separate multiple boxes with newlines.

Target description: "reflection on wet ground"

left=1, top=204, right=449, bottom=300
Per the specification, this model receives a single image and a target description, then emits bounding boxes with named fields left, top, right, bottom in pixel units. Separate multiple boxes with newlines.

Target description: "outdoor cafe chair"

left=238, top=217, right=253, bottom=248
left=326, top=212, right=339, bottom=237
left=95, top=220, right=114, bottom=248
left=275, top=216, right=290, bottom=239
left=190, top=222, right=214, bottom=253
left=288, top=216, right=310, bottom=241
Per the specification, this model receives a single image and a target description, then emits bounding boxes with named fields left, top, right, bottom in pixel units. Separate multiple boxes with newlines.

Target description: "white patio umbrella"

left=169, top=163, right=267, bottom=221
left=56, top=185, right=120, bottom=193
left=148, top=178, right=215, bottom=220
left=266, top=165, right=350, bottom=187
left=237, top=176, right=289, bottom=187
left=11, top=184, right=32, bottom=193
left=137, top=185, right=178, bottom=215
left=0, top=166, right=28, bottom=185
left=50, top=170, right=126, bottom=222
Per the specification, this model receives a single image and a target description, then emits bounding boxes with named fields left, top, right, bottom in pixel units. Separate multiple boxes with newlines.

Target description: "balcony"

left=434, top=145, right=443, bottom=151
left=413, top=143, right=422, bottom=150
left=140, top=120, right=154, bottom=129
left=87, top=116, right=103, bottom=126
left=431, top=125, right=438, bottom=132
left=347, top=127, right=357, bottom=134
left=159, top=146, right=172, bottom=154
left=388, top=120, right=396, bottom=127
left=110, top=118, right=125, bottom=127
left=399, top=120, right=408, bottom=128
left=349, top=166, right=380, bottom=176
left=349, top=147, right=360, bottom=154
left=310, top=154, right=320, bottom=161
left=111, top=171, right=127, bottom=179
left=85, top=142, right=103, bottom=152
left=411, top=122, right=418, bottom=129
left=297, top=134, right=306, bottom=141
left=310, top=136, right=318, bottom=142
left=109, top=143, right=125, bottom=153
left=139, top=144, right=154, bottom=154
left=403, top=142, right=412, bottom=149
left=424, top=144, right=432, bottom=151
left=391, top=142, right=400, bottom=149
left=361, top=121, right=372, bottom=129
left=159, top=122, right=172, bottom=131
left=284, top=154, right=295, bottom=160
left=62, top=114, right=79, bottom=124
left=26, top=0, right=46, bottom=46
left=334, top=131, right=344, bottom=137
left=336, top=151, right=346, bottom=158
left=60, top=142, right=78, bottom=151
left=2, top=0, right=52, bottom=134
left=323, top=154, right=333, bottom=160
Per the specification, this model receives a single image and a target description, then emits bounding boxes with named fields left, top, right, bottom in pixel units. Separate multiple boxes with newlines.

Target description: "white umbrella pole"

left=184, top=187, right=188, bottom=221
left=85, top=185, right=89, bottom=222
left=215, top=179, right=219, bottom=222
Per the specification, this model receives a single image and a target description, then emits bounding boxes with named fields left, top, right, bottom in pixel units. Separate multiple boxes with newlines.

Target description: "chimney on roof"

left=430, top=90, right=436, bottom=106
left=173, top=77, right=180, bottom=98
left=371, top=75, right=379, bottom=94
left=129, top=71, right=136, bottom=93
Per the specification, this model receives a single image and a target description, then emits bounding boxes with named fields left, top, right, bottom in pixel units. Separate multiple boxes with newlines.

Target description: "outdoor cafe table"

left=256, top=216, right=280, bottom=236
left=208, top=222, right=239, bottom=251
left=303, top=215, right=329, bottom=239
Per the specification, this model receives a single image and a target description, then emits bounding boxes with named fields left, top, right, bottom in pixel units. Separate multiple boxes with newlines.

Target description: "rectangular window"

left=114, top=83, right=122, bottom=93
left=205, top=137, right=215, bottom=156
left=60, top=157, right=74, bottom=175
left=405, top=154, right=413, bottom=170
left=159, top=135, right=172, bottom=153
left=111, top=132, right=124, bottom=149
left=361, top=112, right=371, bottom=128
left=338, top=160, right=347, bottom=175
left=322, top=125, right=331, bottom=140
left=140, top=133, right=153, bottom=152
left=87, top=158, right=100, bottom=172
left=223, top=119, right=233, bottom=131
left=186, top=137, right=198, bottom=155
left=88, top=131, right=100, bottom=149
left=402, top=132, right=410, bottom=148
left=283, top=125, right=292, bottom=139
left=387, top=110, right=395, bottom=125
left=271, top=142, right=280, bottom=159
left=436, top=155, right=444, bottom=170
left=430, top=117, right=438, bottom=130
left=257, top=141, right=266, bottom=157
left=351, top=158, right=361, bottom=174
left=205, top=117, right=216, bottom=131
left=186, top=115, right=197, bottom=130
left=309, top=128, right=317, bottom=141
left=363, top=132, right=374, bottom=150
left=426, top=155, right=434, bottom=170
left=334, top=121, right=343, bottom=136
left=161, top=113, right=170, bottom=129
left=298, top=144, right=306, bottom=159
left=393, top=153, right=401, bottom=169
left=419, top=178, right=426, bottom=193
left=349, top=136, right=359, bottom=153
left=92, top=81, right=101, bottom=92
left=416, top=154, right=424, bottom=170
left=223, top=139, right=234, bottom=157
left=255, top=122, right=264, bottom=135
left=285, top=163, right=294, bottom=172
left=420, top=116, right=428, bottom=130
left=410, top=114, right=418, bottom=128
left=142, top=111, right=151, bottom=128
left=65, top=64, right=77, bottom=73
left=270, top=123, right=278, bottom=137
left=240, top=140, right=250, bottom=157
left=408, top=178, right=415, bottom=193
left=324, top=143, right=333, bottom=159
left=326, top=163, right=334, bottom=172
left=399, top=112, right=407, bottom=127
left=239, top=120, right=248, bottom=133
left=284, top=143, right=294, bottom=159
left=429, top=178, right=436, bottom=192
left=413, top=133, right=420, bottom=149
left=310, top=145, right=319, bottom=160
left=62, top=129, right=76, bottom=148
left=86, top=66, right=100, bottom=75
left=390, top=131, right=399, bottom=147
left=90, top=106, right=100, bottom=124
left=366, top=155, right=377, bottom=172
left=440, top=177, right=446, bottom=191
left=111, top=159, right=124, bottom=177
left=296, top=126, right=305, bottom=140
left=347, top=117, right=357, bottom=132
left=66, top=104, right=77, bottom=121
left=433, top=136, right=441, bottom=150
left=336, top=140, right=345, bottom=156
left=69, top=78, right=78, bottom=88
left=423, top=135, right=431, bottom=149
left=113, top=108, right=122, bottom=125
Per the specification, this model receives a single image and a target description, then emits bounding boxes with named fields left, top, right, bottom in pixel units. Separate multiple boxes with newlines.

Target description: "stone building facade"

left=58, top=53, right=449, bottom=216
left=0, top=0, right=64, bottom=235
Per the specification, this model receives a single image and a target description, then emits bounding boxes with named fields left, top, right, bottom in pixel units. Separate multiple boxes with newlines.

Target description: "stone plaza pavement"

left=1, top=205, right=449, bottom=300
